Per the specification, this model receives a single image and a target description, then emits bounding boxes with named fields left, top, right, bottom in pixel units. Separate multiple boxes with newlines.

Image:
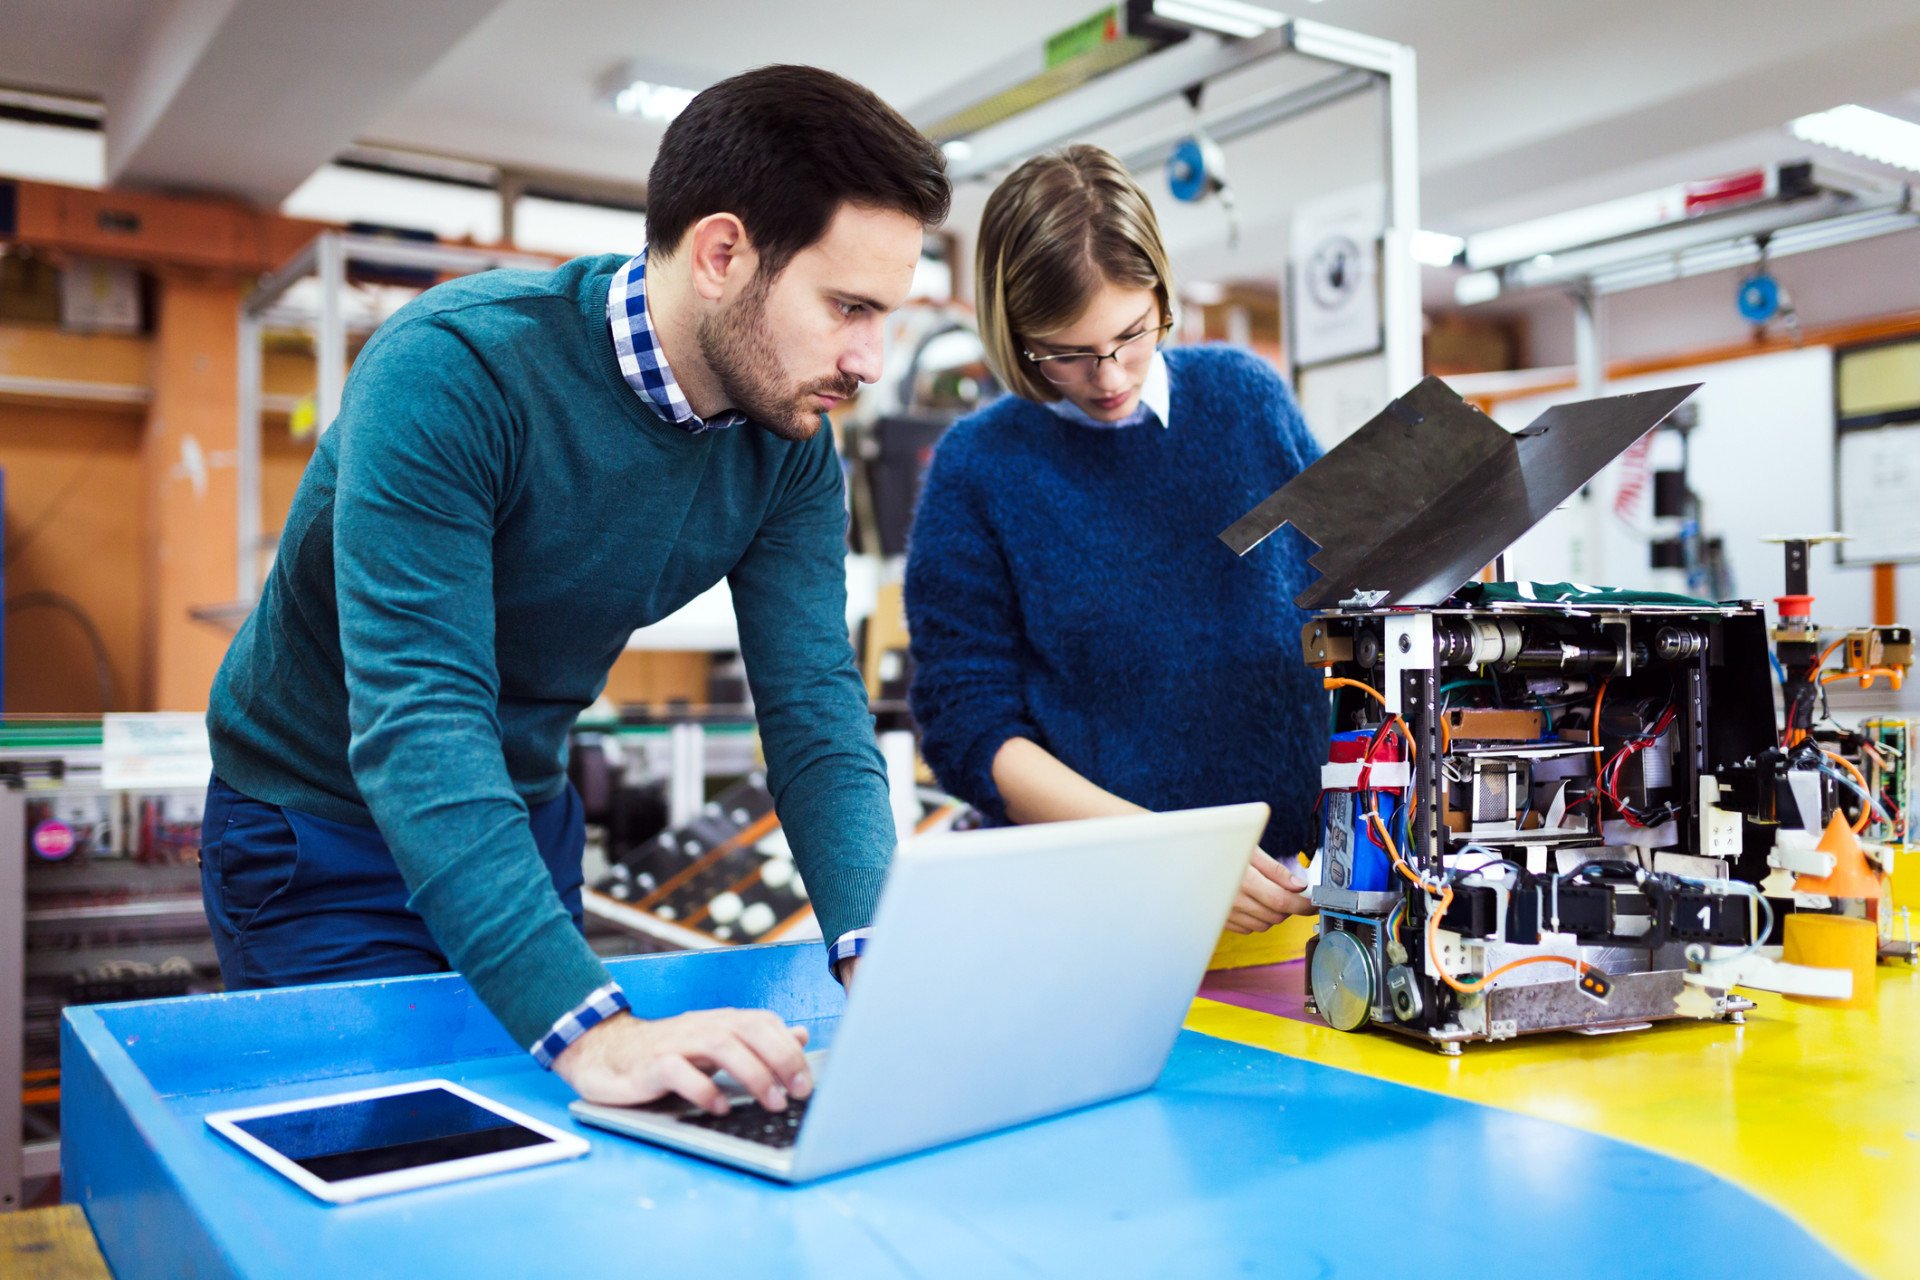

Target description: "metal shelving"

left=3, top=722, right=218, bottom=1211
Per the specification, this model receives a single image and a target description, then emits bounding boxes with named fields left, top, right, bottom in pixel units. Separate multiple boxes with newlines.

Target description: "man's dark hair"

left=645, top=64, right=950, bottom=275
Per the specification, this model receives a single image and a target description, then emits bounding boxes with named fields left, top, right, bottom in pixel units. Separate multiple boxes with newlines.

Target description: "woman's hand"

left=1225, top=848, right=1315, bottom=933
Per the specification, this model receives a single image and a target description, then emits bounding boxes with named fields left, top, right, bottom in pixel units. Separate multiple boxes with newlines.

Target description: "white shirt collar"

left=1043, top=349, right=1171, bottom=430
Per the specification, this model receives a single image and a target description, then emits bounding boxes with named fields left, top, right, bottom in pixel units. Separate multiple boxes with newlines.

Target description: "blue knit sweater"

left=905, top=345, right=1327, bottom=859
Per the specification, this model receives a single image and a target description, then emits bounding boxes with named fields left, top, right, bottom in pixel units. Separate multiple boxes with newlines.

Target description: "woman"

left=905, top=145, right=1327, bottom=935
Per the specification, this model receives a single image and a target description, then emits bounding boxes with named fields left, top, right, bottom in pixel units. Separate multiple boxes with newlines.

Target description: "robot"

left=1222, top=377, right=1910, bottom=1051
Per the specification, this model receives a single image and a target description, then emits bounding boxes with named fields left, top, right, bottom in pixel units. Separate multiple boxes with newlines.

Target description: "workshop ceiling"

left=4, top=0, right=1918, bottom=283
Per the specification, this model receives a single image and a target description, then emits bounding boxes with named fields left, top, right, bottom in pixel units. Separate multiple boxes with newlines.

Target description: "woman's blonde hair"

left=975, top=145, right=1175, bottom=403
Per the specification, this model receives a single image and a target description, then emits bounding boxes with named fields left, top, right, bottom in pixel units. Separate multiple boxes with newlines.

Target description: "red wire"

left=1595, top=704, right=1677, bottom=827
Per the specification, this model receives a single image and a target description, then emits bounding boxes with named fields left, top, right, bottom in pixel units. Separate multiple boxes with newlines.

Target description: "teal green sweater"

left=208, top=255, right=894, bottom=1048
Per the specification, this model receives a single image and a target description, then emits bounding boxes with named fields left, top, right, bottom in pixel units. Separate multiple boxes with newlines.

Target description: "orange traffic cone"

left=1794, top=811, right=1882, bottom=899
left=1785, top=812, right=1883, bottom=1009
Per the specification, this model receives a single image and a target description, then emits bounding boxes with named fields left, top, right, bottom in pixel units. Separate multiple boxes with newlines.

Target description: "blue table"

left=62, top=943, right=1854, bottom=1278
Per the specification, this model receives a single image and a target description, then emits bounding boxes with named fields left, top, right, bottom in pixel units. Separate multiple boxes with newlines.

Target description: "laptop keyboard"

left=678, top=1095, right=811, bottom=1149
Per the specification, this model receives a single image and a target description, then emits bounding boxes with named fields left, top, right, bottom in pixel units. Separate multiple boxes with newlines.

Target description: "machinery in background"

left=1639, top=402, right=1733, bottom=601
left=1857, top=718, right=1911, bottom=851
left=1221, top=377, right=1908, bottom=1052
left=5, top=726, right=221, bottom=1206
left=1755, top=534, right=1914, bottom=962
left=585, top=769, right=971, bottom=949
left=571, top=715, right=969, bottom=953
left=842, top=302, right=996, bottom=562
left=592, top=773, right=815, bottom=947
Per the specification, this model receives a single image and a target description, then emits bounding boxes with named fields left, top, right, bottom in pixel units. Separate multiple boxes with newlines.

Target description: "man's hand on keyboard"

left=553, top=1009, right=812, bottom=1114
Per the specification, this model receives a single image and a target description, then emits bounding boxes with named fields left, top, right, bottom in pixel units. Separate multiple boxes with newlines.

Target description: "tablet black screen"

left=233, top=1087, right=552, bottom=1183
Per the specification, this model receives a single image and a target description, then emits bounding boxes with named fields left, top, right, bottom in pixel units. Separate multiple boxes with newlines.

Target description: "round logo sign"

left=31, top=819, right=78, bottom=860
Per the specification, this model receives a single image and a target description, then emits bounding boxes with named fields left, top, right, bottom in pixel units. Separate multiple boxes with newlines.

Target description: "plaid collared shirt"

left=533, top=934, right=872, bottom=1071
left=607, top=249, right=748, bottom=434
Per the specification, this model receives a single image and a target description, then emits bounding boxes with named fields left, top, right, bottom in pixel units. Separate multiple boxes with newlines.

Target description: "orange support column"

left=143, top=269, right=244, bottom=711
left=1873, top=563, right=1897, bottom=627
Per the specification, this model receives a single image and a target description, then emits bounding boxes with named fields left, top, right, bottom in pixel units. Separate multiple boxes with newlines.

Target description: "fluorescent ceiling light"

left=940, top=139, right=973, bottom=163
left=1461, top=166, right=1786, bottom=270
left=0, top=119, right=105, bottom=188
left=1410, top=229, right=1465, bottom=267
left=1453, top=270, right=1501, bottom=306
left=514, top=196, right=647, bottom=258
left=1790, top=104, right=1920, bottom=174
left=611, top=79, right=697, bottom=123
left=282, top=164, right=502, bottom=243
left=1151, top=0, right=1284, bottom=39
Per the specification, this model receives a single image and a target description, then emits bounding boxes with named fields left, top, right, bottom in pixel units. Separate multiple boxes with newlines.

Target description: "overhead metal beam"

left=917, top=12, right=1421, bottom=394
left=1458, top=180, right=1915, bottom=301
left=937, top=24, right=1302, bottom=183
left=234, top=232, right=554, bottom=603
left=1586, top=196, right=1917, bottom=295
left=1114, top=67, right=1375, bottom=172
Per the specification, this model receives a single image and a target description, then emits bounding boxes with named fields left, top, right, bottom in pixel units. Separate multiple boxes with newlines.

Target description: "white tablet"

left=205, top=1078, right=588, bottom=1204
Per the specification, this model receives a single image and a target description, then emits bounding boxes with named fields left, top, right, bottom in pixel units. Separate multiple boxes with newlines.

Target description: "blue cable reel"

left=1167, top=135, right=1220, bottom=203
left=1166, top=132, right=1238, bottom=247
left=1737, top=271, right=1782, bottom=324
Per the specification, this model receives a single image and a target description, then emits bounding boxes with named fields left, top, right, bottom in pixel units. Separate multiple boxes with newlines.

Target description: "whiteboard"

left=1490, top=345, right=1841, bottom=608
left=1836, top=421, right=1920, bottom=564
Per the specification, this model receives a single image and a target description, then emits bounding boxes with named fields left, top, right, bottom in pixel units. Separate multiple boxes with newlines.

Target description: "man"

left=201, top=65, right=949, bottom=1117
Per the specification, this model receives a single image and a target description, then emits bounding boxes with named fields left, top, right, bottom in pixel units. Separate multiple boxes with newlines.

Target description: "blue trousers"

left=199, top=775, right=586, bottom=990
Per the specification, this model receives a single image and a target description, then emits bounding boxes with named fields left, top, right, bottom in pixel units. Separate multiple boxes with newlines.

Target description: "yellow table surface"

left=1189, top=954, right=1920, bottom=1279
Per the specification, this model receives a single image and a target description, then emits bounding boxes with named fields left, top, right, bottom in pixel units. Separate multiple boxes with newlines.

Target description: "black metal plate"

left=1220, top=377, right=1700, bottom=608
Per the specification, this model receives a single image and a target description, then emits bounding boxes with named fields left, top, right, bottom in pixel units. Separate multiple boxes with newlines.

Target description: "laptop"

left=571, top=802, right=1268, bottom=1182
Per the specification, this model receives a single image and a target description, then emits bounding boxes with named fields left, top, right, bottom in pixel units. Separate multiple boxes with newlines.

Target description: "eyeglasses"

left=1021, top=322, right=1171, bottom=385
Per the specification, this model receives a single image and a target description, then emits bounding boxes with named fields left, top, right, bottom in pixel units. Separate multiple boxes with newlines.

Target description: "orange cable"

left=1425, top=888, right=1588, bottom=993
left=1822, top=750, right=1876, bottom=834
left=1324, top=676, right=1387, bottom=708
left=1366, top=805, right=1590, bottom=995
left=1819, top=666, right=1904, bottom=689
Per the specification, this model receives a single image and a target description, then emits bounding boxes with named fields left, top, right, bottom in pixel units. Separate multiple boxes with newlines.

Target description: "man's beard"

left=697, top=273, right=859, bottom=441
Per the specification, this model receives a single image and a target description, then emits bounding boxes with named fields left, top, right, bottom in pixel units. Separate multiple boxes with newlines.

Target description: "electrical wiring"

left=1357, top=709, right=1418, bottom=767
left=1326, top=674, right=1391, bottom=741
left=1590, top=677, right=1610, bottom=748
left=1424, top=883, right=1593, bottom=996
left=1819, top=750, right=1889, bottom=832
left=4, top=592, right=120, bottom=711
left=1337, top=677, right=1594, bottom=995
left=1595, top=701, right=1681, bottom=828
left=1819, top=666, right=1903, bottom=687
left=1366, top=808, right=1441, bottom=896
left=1365, top=805, right=1596, bottom=995
left=1448, top=845, right=1517, bottom=880
left=1324, top=675, right=1387, bottom=710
